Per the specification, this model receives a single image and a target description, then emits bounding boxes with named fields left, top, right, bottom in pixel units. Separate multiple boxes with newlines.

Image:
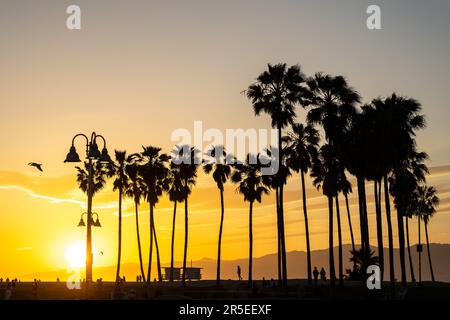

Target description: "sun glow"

left=64, top=241, right=86, bottom=269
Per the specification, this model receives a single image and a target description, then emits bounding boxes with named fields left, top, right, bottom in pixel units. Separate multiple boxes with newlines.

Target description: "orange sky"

left=1, top=0, right=450, bottom=280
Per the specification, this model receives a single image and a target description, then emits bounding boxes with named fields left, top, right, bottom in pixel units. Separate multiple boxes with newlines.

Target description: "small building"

left=163, top=267, right=202, bottom=281
left=163, top=267, right=181, bottom=281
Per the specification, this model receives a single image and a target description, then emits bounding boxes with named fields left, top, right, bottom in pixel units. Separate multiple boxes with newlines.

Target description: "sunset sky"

left=1, top=0, right=450, bottom=280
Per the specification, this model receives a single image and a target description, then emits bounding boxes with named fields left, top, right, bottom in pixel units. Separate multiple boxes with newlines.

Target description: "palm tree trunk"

left=374, top=180, right=384, bottom=285
left=135, top=200, right=146, bottom=282
left=361, top=180, right=370, bottom=262
left=384, top=174, right=395, bottom=291
left=344, top=193, right=355, bottom=252
left=170, top=201, right=177, bottom=282
left=357, top=176, right=370, bottom=269
left=328, top=196, right=336, bottom=292
left=216, top=189, right=225, bottom=285
left=182, top=196, right=189, bottom=285
left=424, top=221, right=435, bottom=282
left=405, top=216, right=416, bottom=283
left=147, top=203, right=154, bottom=285
left=418, top=216, right=422, bottom=283
left=115, top=188, right=123, bottom=284
left=301, top=170, right=312, bottom=285
left=275, top=188, right=282, bottom=286
left=335, top=194, right=344, bottom=287
left=248, top=201, right=254, bottom=287
left=397, top=206, right=407, bottom=287
left=277, top=127, right=288, bottom=287
left=279, top=184, right=288, bottom=287
left=152, top=213, right=162, bottom=282
left=357, top=176, right=366, bottom=253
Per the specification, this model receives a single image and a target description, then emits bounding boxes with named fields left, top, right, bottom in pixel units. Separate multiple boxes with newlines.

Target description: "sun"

left=64, top=241, right=86, bottom=269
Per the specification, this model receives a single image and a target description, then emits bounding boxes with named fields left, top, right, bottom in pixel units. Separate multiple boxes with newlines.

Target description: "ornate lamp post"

left=64, top=132, right=111, bottom=286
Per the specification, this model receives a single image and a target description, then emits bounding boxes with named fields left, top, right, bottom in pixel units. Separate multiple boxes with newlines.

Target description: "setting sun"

left=64, top=241, right=86, bottom=269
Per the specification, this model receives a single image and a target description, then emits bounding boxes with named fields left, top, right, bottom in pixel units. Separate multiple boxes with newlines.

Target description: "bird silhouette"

left=28, top=162, right=43, bottom=172
left=100, top=251, right=104, bottom=255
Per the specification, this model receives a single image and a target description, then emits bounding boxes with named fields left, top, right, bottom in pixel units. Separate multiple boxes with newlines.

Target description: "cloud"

left=17, top=246, right=32, bottom=251
left=0, top=185, right=117, bottom=210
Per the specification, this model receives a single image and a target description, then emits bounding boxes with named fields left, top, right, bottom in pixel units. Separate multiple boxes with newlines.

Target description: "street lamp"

left=64, top=132, right=111, bottom=287
left=77, top=212, right=102, bottom=228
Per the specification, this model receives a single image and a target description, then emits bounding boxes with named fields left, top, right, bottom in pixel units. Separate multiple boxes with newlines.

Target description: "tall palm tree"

left=285, top=123, right=319, bottom=285
left=203, top=145, right=232, bottom=285
left=246, top=63, right=308, bottom=286
left=311, top=144, right=339, bottom=292
left=137, top=146, right=170, bottom=284
left=390, top=151, right=428, bottom=287
left=306, top=72, right=361, bottom=276
left=165, top=163, right=185, bottom=282
left=172, top=145, right=199, bottom=285
left=231, top=154, right=269, bottom=286
left=414, top=185, right=439, bottom=282
left=111, top=150, right=130, bottom=284
left=125, top=158, right=146, bottom=282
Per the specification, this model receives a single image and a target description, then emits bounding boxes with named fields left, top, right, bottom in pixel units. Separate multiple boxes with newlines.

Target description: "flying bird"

left=28, top=162, right=43, bottom=172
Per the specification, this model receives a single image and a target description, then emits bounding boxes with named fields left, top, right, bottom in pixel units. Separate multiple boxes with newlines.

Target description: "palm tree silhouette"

left=414, top=185, right=439, bottom=282
left=246, top=63, right=308, bottom=286
left=311, top=144, right=339, bottom=291
left=284, top=123, right=319, bottom=285
left=125, top=157, right=146, bottom=282
left=231, top=154, right=269, bottom=286
left=306, top=73, right=360, bottom=288
left=165, top=163, right=185, bottom=282
left=172, top=145, right=199, bottom=285
left=75, top=162, right=108, bottom=195
left=390, top=150, right=428, bottom=287
left=137, top=146, right=170, bottom=284
left=203, top=145, right=233, bottom=285
left=111, top=150, right=131, bottom=284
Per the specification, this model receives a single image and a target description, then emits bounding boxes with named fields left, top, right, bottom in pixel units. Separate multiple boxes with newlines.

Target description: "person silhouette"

left=237, top=265, right=242, bottom=281
left=313, top=267, right=319, bottom=285
left=320, top=267, right=327, bottom=281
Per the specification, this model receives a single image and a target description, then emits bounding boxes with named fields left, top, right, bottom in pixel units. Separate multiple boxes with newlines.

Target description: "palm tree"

left=125, top=158, right=146, bottom=282
left=203, top=145, right=232, bottom=285
left=111, top=150, right=130, bottom=284
left=137, top=146, right=170, bottom=284
left=311, top=144, right=339, bottom=291
left=285, top=123, right=319, bottom=285
left=414, top=185, right=439, bottom=282
left=172, top=145, right=199, bottom=285
left=165, top=163, right=185, bottom=282
left=306, top=72, right=361, bottom=280
left=75, top=162, right=108, bottom=196
left=389, top=151, right=428, bottom=287
left=231, top=154, right=269, bottom=286
left=246, top=63, right=308, bottom=286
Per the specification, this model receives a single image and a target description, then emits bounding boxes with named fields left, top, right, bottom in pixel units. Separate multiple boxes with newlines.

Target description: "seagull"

left=28, top=162, right=43, bottom=172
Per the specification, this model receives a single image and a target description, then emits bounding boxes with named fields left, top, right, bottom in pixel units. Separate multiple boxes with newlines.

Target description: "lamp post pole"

left=86, top=156, right=94, bottom=285
left=64, top=132, right=111, bottom=288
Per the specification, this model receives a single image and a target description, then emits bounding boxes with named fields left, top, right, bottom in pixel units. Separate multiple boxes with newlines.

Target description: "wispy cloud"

left=0, top=185, right=117, bottom=210
left=17, top=246, right=32, bottom=251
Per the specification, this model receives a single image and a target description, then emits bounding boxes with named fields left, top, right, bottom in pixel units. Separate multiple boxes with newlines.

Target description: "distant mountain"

left=21, top=243, right=450, bottom=283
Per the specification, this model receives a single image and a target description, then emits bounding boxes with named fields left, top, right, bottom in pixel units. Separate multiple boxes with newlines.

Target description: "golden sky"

left=1, top=0, right=450, bottom=279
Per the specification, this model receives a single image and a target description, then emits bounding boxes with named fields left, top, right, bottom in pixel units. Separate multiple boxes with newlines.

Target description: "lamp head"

left=77, top=217, right=86, bottom=227
left=88, top=141, right=102, bottom=159
left=100, top=147, right=113, bottom=164
left=64, top=146, right=81, bottom=163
